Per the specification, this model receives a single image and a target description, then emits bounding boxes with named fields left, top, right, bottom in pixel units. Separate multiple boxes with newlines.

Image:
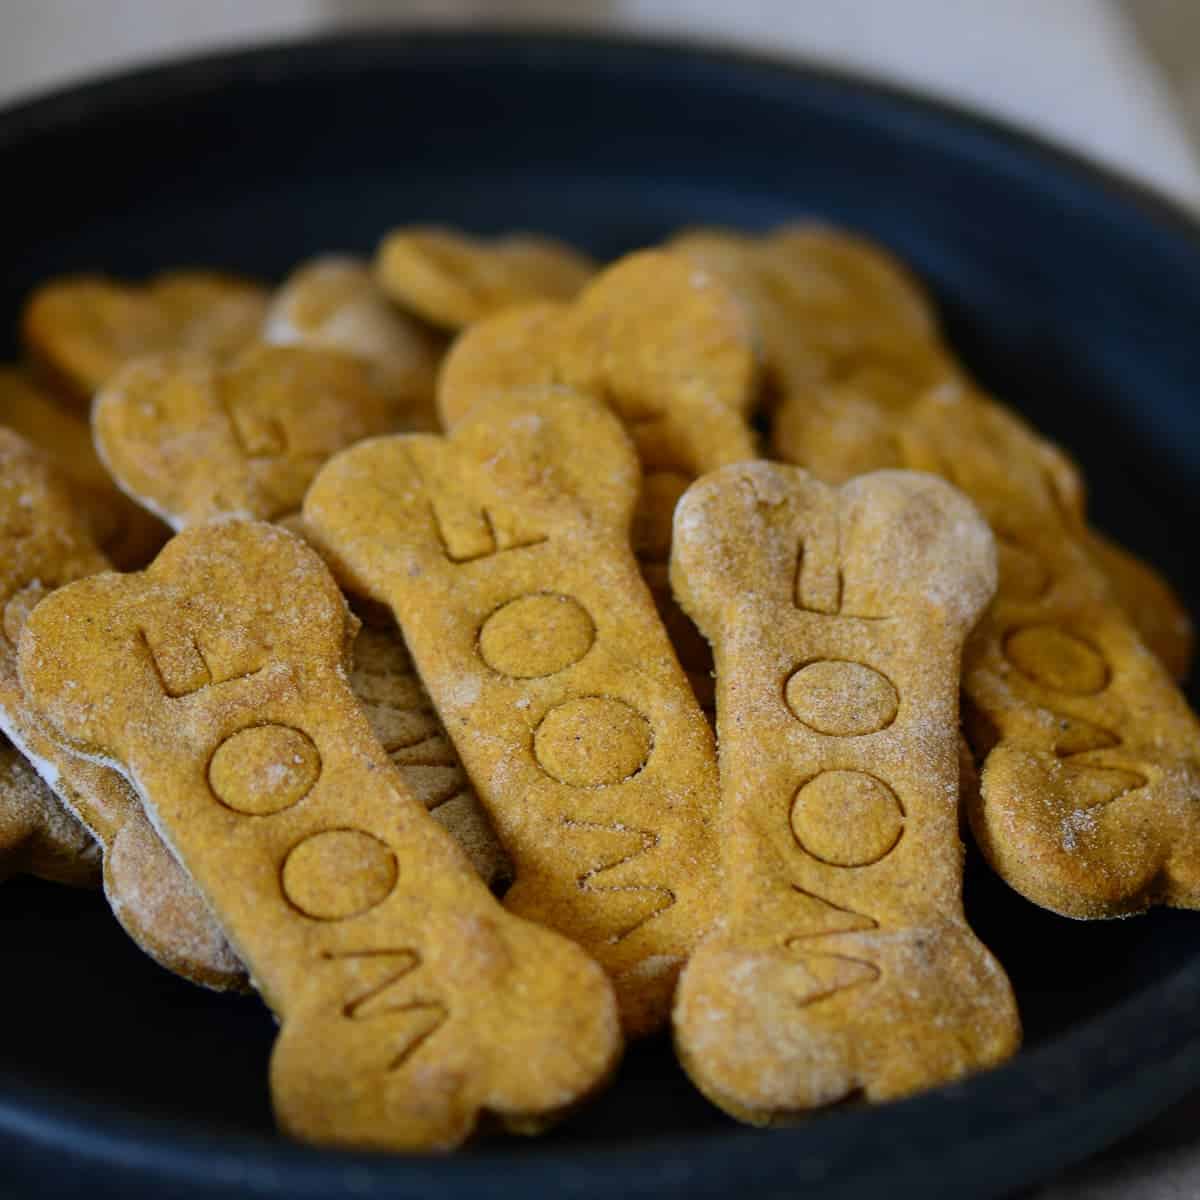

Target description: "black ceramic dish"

left=1, top=30, right=1199, bottom=1200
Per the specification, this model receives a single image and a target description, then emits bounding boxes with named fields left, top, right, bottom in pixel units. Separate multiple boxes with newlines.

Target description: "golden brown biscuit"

left=670, top=462, right=1019, bottom=1121
left=20, top=520, right=621, bottom=1150
left=305, top=386, right=722, bottom=1036
left=438, top=250, right=760, bottom=554
left=263, top=256, right=445, bottom=429
left=439, top=249, right=760, bottom=707
left=0, top=737, right=98, bottom=886
left=22, top=270, right=268, bottom=406
left=0, top=428, right=242, bottom=987
left=0, top=366, right=168, bottom=568
left=439, top=250, right=758, bottom=450
left=777, top=378, right=1200, bottom=917
left=376, top=226, right=594, bottom=329
left=93, top=345, right=402, bottom=530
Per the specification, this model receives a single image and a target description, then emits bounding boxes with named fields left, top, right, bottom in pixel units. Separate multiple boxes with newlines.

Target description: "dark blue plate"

left=1, top=30, right=1199, bottom=1200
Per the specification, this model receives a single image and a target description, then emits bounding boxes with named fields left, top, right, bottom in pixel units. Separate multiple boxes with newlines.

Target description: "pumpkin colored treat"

left=93, top=344, right=402, bottom=531
left=305, top=386, right=722, bottom=1036
left=669, top=222, right=938, bottom=410
left=671, top=462, right=1019, bottom=1121
left=1083, top=528, right=1193, bottom=681
left=350, top=618, right=509, bottom=888
left=0, top=366, right=167, bottom=568
left=777, top=377, right=1200, bottom=918
left=20, top=520, right=621, bottom=1150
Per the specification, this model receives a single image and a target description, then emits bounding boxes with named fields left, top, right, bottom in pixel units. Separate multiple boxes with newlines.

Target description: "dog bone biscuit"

left=0, top=427, right=242, bottom=987
left=439, top=250, right=759, bottom=455
left=945, top=407, right=1200, bottom=915
left=93, top=345, right=401, bottom=530
left=439, top=251, right=760, bottom=561
left=439, top=250, right=760, bottom=708
left=22, top=270, right=268, bottom=405
left=439, top=251, right=760, bottom=557
left=0, top=365, right=168, bottom=568
left=0, top=737, right=98, bottom=886
left=19, top=520, right=621, bottom=1150
left=670, top=462, right=1019, bottom=1121
left=305, top=386, right=722, bottom=1036
left=376, top=226, right=594, bottom=330
left=263, top=256, right=445, bottom=430
left=779, top=381, right=1200, bottom=916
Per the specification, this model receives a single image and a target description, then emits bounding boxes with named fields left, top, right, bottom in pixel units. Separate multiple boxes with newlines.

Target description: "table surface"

left=1, top=3, right=1199, bottom=1197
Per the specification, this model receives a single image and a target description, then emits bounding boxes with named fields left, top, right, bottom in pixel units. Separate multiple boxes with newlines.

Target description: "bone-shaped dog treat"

left=22, top=270, right=268, bottom=406
left=670, top=462, right=1020, bottom=1122
left=780, top=381, right=1200, bottom=917
left=93, top=344, right=401, bottom=531
left=438, top=250, right=758, bottom=454
left=305, top=387, right=722, bottom=1036
left=19, top=521, right=621, bottom=1149
left=0, top=737, right=98, bottom=886
left=0, top=428, right=242, bottom=987
left=0, top=366, right=167, bottom=568
left=263, top=256, right=445, bottom=430
left=375, top=226, right=595, bottom=330
left=438, top=250, right=761, bottom=709
left=93, top=344, right=507, bottom=885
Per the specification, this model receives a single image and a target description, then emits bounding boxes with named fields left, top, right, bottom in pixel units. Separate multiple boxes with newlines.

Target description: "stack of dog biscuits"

left=0, top=220, right=1194, bottom=1150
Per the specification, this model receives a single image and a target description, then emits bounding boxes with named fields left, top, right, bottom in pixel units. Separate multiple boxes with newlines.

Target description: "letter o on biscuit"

left=790, top=771, right=904, bottom=867
left=282, top=829, right=398, bottom=920
left=534, top=696, right=653, bottom=786
left=209, top=725, right=321, bottom=815
left=479, top=592, right=595, bottom=678
left=785, top=661, right=898, bottom=736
